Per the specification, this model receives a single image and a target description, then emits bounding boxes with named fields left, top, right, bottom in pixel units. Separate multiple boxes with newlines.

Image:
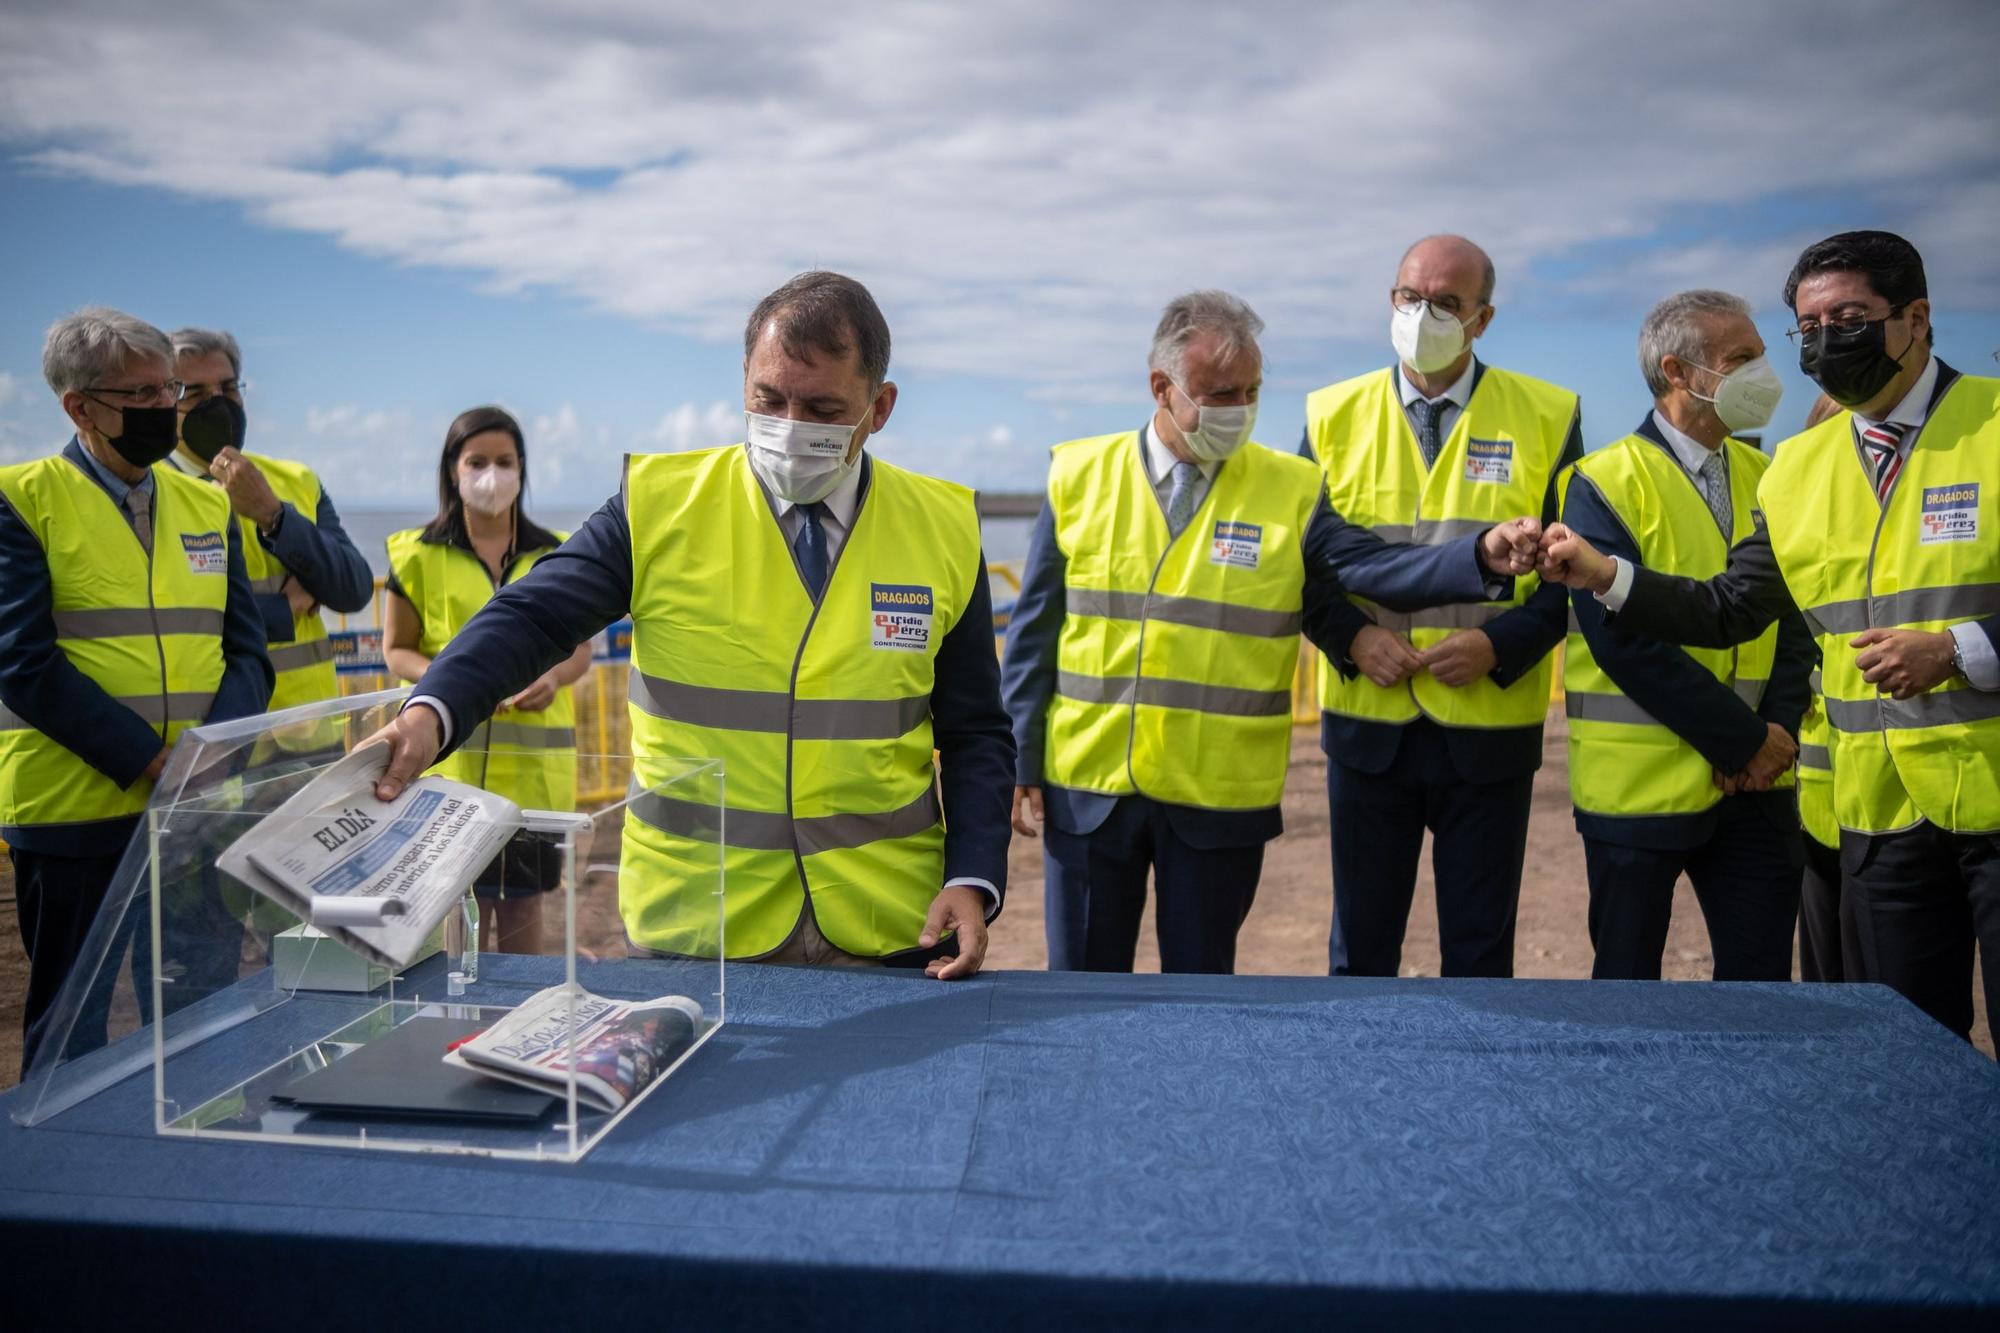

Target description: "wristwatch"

left=1950, top=635, right=1968, bottom=681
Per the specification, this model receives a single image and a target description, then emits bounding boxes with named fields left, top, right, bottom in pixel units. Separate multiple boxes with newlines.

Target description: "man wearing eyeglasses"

left=1300, top=234, right=1582, bottom=981
left=167, top=328, right=373, bottom=737
left=1539, top=231, right=2000, bottom=1044
left=0, top=308, right=271, bottom=1072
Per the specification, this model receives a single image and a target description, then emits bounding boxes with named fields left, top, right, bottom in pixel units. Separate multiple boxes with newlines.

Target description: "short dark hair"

left=1783, top=230, right=1928, bottom=313
left=743, top=271, right=891, bottom=387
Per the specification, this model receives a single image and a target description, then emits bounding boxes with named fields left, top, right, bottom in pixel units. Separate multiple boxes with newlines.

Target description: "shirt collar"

left=1397, top=357, right=1478, bottom=410
left=1649, top=409, right=1724, bottom=478
left=73, top=436, right=154, bottom=503
left=1140, top=419, right=1218, bottom=485
left=1852, top=352, right=1938, bottom=434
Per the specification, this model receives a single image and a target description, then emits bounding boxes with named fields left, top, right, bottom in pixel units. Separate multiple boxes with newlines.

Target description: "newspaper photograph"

left=444, top=984, right=707, bottom=1113
left=216, top=743, right=522, bottom=970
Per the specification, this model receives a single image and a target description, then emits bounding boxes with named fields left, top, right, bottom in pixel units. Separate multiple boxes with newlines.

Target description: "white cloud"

left=649, top=400, right=738, bottom=452
left=1, top=1, right=1996, bottom=407
left=0, top=371, right=19, bottom=409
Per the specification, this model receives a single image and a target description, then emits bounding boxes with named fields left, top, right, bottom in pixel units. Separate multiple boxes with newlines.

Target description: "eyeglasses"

left=180, top=379, right=247, bottom=407
left=1393, top=289, right=1481, bottom=318
left=1786, top=304, right=1903, bottom=345
left=83, top=381, right=186, bottom=406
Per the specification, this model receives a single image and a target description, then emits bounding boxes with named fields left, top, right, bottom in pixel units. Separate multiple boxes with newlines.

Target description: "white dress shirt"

left=1397, top=358, right=1478, bottom=459
left=1597, top=356, right=1996, bottom=689
left=1141, top=418, right=1218, bottom=512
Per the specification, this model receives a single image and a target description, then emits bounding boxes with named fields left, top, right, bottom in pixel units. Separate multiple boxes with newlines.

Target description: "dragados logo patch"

left=181, top=530, right=227, bottom=574
left=1210, top=520, right=1262, bottom=569
left=1919, top=483, right=1979, bottom=545
left=1464, top=437, right=1514, bottom=484
left=871, top=583, right=933, bottom=651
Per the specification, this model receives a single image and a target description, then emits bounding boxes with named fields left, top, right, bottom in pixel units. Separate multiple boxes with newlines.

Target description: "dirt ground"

left=1, top=711, right=1987, bottom=1087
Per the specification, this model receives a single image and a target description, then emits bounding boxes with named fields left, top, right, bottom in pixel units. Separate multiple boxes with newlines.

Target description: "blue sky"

left=3, top=1, right=1997, bottom=509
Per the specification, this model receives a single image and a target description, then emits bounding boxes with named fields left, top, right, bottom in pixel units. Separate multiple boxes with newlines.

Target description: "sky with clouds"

left=2, top=0, right=1997, bottom=511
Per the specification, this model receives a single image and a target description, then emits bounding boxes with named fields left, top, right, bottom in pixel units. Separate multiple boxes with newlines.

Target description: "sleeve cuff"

left=1949, top=622, right=2000, bottom=691
left=257, top=503, right=291, bottom=548
left=404, top=694, right=453, bottom=748
left=1596, top=556, right=1636, bottom=612
left=945, top=876, right=1002, bottom=921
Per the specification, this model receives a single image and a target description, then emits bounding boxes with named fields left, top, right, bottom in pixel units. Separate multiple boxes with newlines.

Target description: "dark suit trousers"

left=1043, top=795, right=1263, bottom=974
left=1841, top=824, right=2000, bottom=1042
left=1326, top=718, right=1533, bottom=978
left=1582, top=798, right=1802, bottom=982
left=10, top=846, right=133, bottom=1075
left=1797, top=836, right=1858, bottom=984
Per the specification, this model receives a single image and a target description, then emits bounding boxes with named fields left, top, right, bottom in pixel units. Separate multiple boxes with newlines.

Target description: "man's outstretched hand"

left=362, top=704, right=445, bottom=801
left=1479, top=517, right=1543, bottom=576
left=1537, top=522, right=1616, bottom=594
left=920, top=885, right=989, bottom=980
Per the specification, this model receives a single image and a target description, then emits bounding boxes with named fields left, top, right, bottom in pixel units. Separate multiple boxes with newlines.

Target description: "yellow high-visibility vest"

left=387, top=527, right=576, bottom=813
left=1797, top=677, right=1837, bottom=849
left=1559, top=431, right=1790, bottom=819
left=0, top=454, right=231, bottom=834
left=1043, top=433, right=1320, bottom=810
left=622, top=447, right=981, bottom=959
left=1304, top=365, right=1576, bottom=729
left=1759, top=372, right=2000, bottom=835
left=233, top=454, right=339, bottom=712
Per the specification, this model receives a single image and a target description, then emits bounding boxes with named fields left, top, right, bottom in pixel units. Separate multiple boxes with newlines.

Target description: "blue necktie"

left=793, top=501, right=829, bottom=599
left=1411, top=397, right=1445, bottom=469
left=1165, top=461, right=1201, bottom=537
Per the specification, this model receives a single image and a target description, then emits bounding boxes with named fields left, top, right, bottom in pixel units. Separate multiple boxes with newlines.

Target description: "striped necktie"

left=1411, top=397, right=1446, bottom=469
left=1696, top=451, right=1732, bottom=536
left=1857, top=420, right=1908, bottom=503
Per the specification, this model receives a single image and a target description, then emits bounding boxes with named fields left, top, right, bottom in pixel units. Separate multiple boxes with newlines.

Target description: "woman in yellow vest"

left=382, top=406, right=591, bottom=954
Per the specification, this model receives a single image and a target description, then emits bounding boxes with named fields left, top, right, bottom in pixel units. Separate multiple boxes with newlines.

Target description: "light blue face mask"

left=1169, top=380, right=1256, bottom=462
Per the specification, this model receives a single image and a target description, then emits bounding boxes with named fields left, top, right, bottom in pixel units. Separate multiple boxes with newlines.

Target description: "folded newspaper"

left=216, top=742, right=521, bottom=970
left=443, top=984, right=706, bottom=1113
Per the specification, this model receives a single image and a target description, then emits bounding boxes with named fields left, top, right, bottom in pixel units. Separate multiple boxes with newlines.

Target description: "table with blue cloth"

left=3, top=958, right=1997, bottom=1330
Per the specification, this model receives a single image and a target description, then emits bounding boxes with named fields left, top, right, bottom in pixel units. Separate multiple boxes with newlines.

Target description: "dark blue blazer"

left=413, top=455, right=1016, bottom=900
left=1001, top=430, right=1504, bottom=849
left=1563, top=415, right=1815, bottom=850
left=0, top=439, right=274, bottom=854
left=1298, top=361, right=1585, bottom=780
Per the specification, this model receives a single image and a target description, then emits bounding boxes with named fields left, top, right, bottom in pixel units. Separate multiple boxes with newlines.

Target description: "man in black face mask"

left=1537, top=232, right=2000, bottom=1049
left=0, top=307, right=271, bottom=1074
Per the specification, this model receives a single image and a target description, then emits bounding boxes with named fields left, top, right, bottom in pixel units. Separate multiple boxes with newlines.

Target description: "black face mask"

left=1798, top=315, right=1907, bottom=408
left=180, top=394, right=247, bottom=463
left=103, top=405, right=181, bottom=468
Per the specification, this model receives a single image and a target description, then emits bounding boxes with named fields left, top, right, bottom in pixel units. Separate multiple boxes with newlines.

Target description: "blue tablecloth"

left=3, top=960, right=1997, bottom=1330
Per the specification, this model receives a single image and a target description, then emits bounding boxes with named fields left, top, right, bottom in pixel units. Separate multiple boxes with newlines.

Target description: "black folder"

left=274, top=1014, right=559, bottom=1122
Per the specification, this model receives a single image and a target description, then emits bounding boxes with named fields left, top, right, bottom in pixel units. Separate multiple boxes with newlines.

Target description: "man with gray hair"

left=167, top=327, right=372, bottom=733
left=1002, top=290, right=1543, bottom=973
left=1553, top=288, right=1812, bottom=980
left=0, top=307, right=271, bottom=1071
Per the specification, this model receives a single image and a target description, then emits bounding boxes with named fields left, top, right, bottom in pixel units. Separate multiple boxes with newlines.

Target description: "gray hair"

left=1638, top=289, right=1753, bottom=398
left=41, top=307, right=174, bottom=395
left=169, top=326, right=243, bottom=378
left=1148, top=290, right=1265, bottom=381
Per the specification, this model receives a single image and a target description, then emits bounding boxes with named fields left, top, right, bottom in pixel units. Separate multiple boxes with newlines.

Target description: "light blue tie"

left=1697, top=452, right=1732, bottom=535
left=1165, top=461, right=1201, bottom=537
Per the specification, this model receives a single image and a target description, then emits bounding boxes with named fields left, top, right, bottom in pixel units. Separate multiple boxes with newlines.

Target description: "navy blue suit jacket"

left=1298, top=362, right=1585, bottom=781
left=0, top=440, right=274, bottom=854
left=1001, top=431, right=1504, bottom=849
left=1563, top=416, right=1815, bottom=850
left=412, top=454, right=1017, bottom=899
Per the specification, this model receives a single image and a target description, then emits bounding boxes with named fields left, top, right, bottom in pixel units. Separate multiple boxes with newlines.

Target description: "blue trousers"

left=1043, top=796, right=1263, bottom=974
left=1326, top=721, right=1533, bottom=978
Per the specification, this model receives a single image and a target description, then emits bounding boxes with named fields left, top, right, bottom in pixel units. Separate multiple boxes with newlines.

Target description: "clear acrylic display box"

left=11, top=688, right=725, bottom=1162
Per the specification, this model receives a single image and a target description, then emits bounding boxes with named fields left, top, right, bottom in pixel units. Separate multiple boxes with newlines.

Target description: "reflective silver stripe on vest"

left=629, top=669, right=930, bottom=740
left=1057, top=670, right=1291, bottom=718
left=267, top=638, right=336, bottom=672
left=627, top=782, right=941, bottom=855
left=1367, top=602, right=1507, bottom=635
left=1824, top=688, right=2000, bottom=734
left=1798, top=743, right=1831, bottom=771
left=1805, top=582, right=2000, bottom=637
left=0, top=690, right=213, bottom=731
left=1066, top=588, right=1300, bottom=638
left=249, top=574, right=289, bottom=595
left=52, top=607, right=225, bottom=638
left=1564, top=691, right=1659, bottom=726
left=483, top=721, right=577, bottom=748
left=1734, top=676, right=1767, bottom=707
left=1367, top=518, right=1492, bottom=546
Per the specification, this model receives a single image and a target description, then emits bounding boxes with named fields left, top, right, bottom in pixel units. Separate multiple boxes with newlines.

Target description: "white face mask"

left=459, top=465, right=520, bottom=518
left=1687, top=354, right=1784, bottom=433
left=1168, top=380, right=1256, bottom=462
left=1390, top=300, right=1469, bottom=375
left=745, top=407, right=869, bottom=506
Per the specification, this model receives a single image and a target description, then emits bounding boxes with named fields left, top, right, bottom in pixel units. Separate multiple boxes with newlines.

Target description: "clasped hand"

left=1712, top=722, right=1797, bottom=795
